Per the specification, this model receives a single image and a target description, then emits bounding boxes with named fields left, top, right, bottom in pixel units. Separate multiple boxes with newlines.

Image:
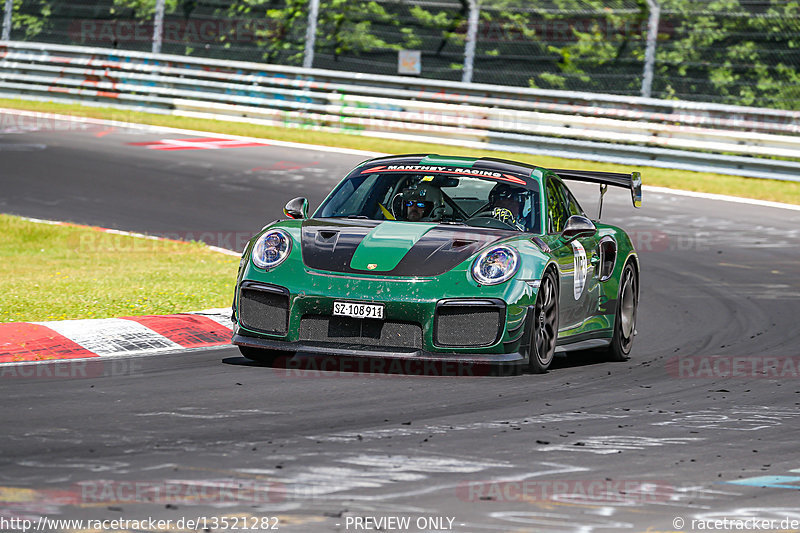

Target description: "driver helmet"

left=488, top=184, right=533, bottom=229
left=402, top=181, right=444, bottom=220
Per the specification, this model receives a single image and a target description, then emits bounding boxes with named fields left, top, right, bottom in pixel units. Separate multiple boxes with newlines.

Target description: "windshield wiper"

left=346, top=215, right=369, bottom=219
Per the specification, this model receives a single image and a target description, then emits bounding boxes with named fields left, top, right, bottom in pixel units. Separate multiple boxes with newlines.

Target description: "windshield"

left=315, top=170, right=541, bottom=233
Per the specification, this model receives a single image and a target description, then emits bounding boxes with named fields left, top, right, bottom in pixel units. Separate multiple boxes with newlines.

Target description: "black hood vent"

left=300, top=219, right=513, bottom=276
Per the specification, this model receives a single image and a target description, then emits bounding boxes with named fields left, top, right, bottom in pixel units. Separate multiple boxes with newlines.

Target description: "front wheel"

left=604, top=262, right=638, bottom=362
left=528, top=271, right=559, bottom=374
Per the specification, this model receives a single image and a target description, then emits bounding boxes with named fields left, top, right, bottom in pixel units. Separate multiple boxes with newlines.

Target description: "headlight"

left=252, top=229, right=292, bottom=270
left=471, top=246, right=519, bottom=285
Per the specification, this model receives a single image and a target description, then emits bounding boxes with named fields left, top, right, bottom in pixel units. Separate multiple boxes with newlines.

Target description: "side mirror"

left=283, top=197, right=308, bottom=219
left=561, top=215, right=596, bottom=241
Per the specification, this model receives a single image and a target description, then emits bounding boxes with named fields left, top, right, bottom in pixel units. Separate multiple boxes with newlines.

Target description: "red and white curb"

left=0, top=309, right=233, bottom=364
left=0, top=217, right=238, bottom=365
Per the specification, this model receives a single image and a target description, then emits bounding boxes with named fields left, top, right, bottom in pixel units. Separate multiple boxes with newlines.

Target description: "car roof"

left=356, top=154, right=549, bottom=189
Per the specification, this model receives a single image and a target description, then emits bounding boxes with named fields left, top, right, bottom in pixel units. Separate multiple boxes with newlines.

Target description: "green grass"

left=0, top=214, right=239, bottom=323
left=1, top=98, right=796, bottom=322
left=3, top=97, right=800, bottom=205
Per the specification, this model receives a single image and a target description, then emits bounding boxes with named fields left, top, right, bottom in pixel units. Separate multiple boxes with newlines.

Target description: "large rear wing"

left=550, top=169, right=642, bottom=209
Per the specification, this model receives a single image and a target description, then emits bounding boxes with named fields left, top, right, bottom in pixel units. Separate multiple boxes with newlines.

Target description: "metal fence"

left=2, top=0, right=799, bottom=110
left=2, top=41, right=799, bottom=181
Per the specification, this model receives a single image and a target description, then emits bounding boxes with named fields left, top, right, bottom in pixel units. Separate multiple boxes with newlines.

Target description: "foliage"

left=5, top=0, right=798, bottom=108
left=655, top=0, right=800, bottom=108
left=408, top=1, right=468, bottom=54
left=11, top=0, right=50, bottom=39
left=111, top=0, right=178, bottom=18
left=210, top=0, right=403, bottom=64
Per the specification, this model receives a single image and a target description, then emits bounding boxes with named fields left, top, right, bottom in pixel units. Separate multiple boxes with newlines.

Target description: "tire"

left=528, top=270, right=559, bottom=374
left=604, top=261, right=638, bottom=362
left=238, top=345, right=280, bottom=364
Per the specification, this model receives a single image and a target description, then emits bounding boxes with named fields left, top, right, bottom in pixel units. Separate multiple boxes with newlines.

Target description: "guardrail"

left=1, top=41, right=799, bottom=181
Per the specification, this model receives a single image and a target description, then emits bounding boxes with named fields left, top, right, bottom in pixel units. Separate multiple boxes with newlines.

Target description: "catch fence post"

left=2, top=0, right=13, bottom=41
left=303, top=0, right=320, bottom=69
left=641, top=0, right=660, bottom=98
left=462, top=0, right=479, bottom=83
left=152, top=0, right=166, bottom=54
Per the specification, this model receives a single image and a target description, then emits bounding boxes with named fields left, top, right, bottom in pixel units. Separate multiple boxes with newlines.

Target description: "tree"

left=10, top=0, right=51, bottom=39
left=655, top=0, right=800, bottom=108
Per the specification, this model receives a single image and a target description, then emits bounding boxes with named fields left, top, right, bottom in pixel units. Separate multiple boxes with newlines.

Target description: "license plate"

left=333, top=301, right=384, bottom=320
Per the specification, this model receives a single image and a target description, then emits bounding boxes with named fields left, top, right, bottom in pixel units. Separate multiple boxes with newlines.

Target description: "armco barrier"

left=1, top=41, right=799, bottom=181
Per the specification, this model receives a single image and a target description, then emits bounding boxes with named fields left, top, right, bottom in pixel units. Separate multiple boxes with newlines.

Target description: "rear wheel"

left=604, top=262, right=638, bottom=362
left=528, top=270, right=559, bottom=374
left=238, top=345, right=279, bottom=364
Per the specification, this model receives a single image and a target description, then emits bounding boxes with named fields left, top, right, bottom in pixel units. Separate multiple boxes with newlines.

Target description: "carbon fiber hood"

left=300, top=218, right=512, bottom=276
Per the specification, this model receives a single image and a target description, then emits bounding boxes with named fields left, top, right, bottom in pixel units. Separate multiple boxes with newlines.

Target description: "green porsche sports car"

left=232, top=154, right=641, bottom=373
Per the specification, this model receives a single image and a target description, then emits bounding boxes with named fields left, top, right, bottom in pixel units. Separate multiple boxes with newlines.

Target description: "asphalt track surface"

left=2, top=117, right=800, bottom=532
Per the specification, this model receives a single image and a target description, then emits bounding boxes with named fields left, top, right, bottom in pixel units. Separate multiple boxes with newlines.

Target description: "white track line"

left=644, top=185, right=800, bottom=212
left=0, top=107, right=384, bottom=158
left=3, top=107, right=798, bottom=211
left=18, top=216, right=240, bottom=256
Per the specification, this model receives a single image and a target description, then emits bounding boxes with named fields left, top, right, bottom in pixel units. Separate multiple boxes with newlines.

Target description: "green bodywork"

left=233, top=156, right=639, bottom=360
left=349, top=222, right=437, bottom=272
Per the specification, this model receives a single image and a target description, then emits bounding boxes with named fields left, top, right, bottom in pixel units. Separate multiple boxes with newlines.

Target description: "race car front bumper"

left=232, top=329, right=526, bottom=367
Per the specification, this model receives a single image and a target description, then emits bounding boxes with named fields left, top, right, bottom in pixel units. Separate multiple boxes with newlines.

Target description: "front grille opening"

left=239, top=287, right=289, bottom=336
left=299, top=315, right=423, bottom=350
left=435, top=304, right=503, bottom=348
